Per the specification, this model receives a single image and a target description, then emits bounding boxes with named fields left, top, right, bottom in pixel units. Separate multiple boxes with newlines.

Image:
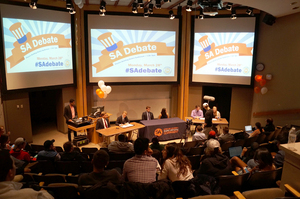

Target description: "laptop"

left=229, top=146, right=243, bottom=158
left=245, top=125, right=253, bottom=135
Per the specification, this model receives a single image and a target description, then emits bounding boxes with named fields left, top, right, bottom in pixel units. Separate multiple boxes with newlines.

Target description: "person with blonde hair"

left=212, top=106, right=221, bottom=119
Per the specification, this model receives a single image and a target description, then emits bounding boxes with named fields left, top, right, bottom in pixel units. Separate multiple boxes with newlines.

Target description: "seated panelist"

left=116, top=111, right=130, bottom=126
left=96, top=112, right=110, bottom=130
left=142, top=106, right=154, bottom=120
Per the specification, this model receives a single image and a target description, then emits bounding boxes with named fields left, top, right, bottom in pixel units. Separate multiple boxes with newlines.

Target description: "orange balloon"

left=260, top=79, right=266, bottom=87
left=255, top=75, right=263, bottom=82
left=96, top=89, right=101, bottom=94
left=97, top=90, right=104, bottom=98
left=254, top=86, right=261, bottom=93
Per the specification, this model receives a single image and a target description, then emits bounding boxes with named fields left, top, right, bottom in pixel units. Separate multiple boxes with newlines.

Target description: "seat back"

left=109, top=152, right=135, bottom=161
left=33, top=174, right=66, bottom=186
left=187, top=155, right=201, bottom=170
left=244, top=136, right=258, bottom=147
left=37, top=160, right=56, bottom=174
left=81, top=161, right=93, bottom=173
left=218, top=173, right=250, bottom=196
left=65, top=175, right=79, bottom=184
left=106, top=160, right=126, bottom=171
left=56, top=161, right=80, bottom=175
left=273, top=126, right=283, bottom=140
left=265, top=131, right=275, bottom=142
left=184, top=141, right=198, bottom=149
left=73, top=147, right=81, bottom=153
left=256, top=134, right=266, bottom=144
left=245, top=169, right=280, bottom=190
left=221, top=141, right=234, bottom=152
left=234, top=139, right=245, bottom=147
left=186, top=146, right=205, bottom=156
left=56, top=146, right=64, bottom=153
left=242, top=188, right=284, bottom=199
left=82, top=147, right=98, bottom=154
left=100, top=148, right=109, bottom=153
left=43, top=183, right=80, bottom=199
left=31, top=144, right=44, bottom=152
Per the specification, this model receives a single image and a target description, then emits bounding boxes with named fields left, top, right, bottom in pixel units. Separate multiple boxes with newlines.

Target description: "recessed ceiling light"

left=292, top=6, right=299, bottom=10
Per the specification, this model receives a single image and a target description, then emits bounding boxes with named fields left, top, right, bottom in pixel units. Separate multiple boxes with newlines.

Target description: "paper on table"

left=120, top=123, right=134, bottom=128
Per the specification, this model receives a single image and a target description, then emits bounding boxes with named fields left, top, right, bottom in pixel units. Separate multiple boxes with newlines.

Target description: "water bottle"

left=288, top=127, right=297, bottom=151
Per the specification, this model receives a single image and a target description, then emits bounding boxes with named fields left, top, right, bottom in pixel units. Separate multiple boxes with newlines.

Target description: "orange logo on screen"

left=6, top=22, right=71, bottom=68
left=154, top=128, right=163, bottom=137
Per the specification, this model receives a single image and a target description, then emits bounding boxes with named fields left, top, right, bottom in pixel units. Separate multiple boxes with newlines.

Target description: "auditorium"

left=0, top=0, right=300, bottom=198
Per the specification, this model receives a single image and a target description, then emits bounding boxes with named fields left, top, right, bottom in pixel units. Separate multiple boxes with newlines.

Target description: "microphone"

left=203, top=95, right=215, bottom=101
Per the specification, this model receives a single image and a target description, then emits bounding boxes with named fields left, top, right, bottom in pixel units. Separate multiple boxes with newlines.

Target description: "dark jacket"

left=141, top=111, right=154, bottom=120
left=115, top=116, right=130, bottom=126
left=61, top=151, right=86, bottom=162
left=64, top=105, right=78, bottom=123
left=96, top=118, right=111, bottom=130
left=198, top=154, right=232, bottom=177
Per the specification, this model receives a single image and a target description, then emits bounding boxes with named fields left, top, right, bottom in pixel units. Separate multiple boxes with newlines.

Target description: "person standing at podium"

left=142, top=106, right=154, bottom=120
left=96, top=112, right=110, bottom=131
left=64, top=99, right=78, bottom=141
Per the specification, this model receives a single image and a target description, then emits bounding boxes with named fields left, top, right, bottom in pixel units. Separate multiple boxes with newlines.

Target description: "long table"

left=185, top=117, right=229, bottom=125
left=96, top=122, right=145, bottom=145
left=139, top=117, right=186, bottom=141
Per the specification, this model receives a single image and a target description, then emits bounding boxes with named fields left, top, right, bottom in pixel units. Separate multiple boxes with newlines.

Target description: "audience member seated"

left=122, top=138, right=161, bottom=183
left=231, top=148, right=275, bottom=175
left=249, top=122, right=264, bottom=138
left=273, top=134, right=287, bottom=168
left=37, top=140, right=60, bottom=162
left=9, top=138, right=30, bottom=163
left=0, top=126, right=10, bottom=138
left=192, top=125, right=206, bottom=141
left=240, top=142, right=259, bottom=164
left=158, top=144, right=193, bottom=182
left=78, top=150, right=122, bottom=186
left=263, top=118, right=275, bottom=135
left=158, top=108, right=169, bottom=119
left=197, top=139, right=232, bottom=177
left=108, top=134, right=134, bottom=153
left=61, top=141, right=86, bottom=162
left=218, top=127, right=235, bottom=145
left=0, top=134, right=11, bottom=151
left=149, top=137, right=164, bottom=152
left=0, top=150, right=54, bottom=199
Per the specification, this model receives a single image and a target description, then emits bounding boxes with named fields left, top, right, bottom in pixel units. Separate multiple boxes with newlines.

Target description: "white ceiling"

left=86, top=0, right=300, bottom=17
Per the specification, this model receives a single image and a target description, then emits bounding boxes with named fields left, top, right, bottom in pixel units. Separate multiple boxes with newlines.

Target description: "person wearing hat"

left=9, top=138, right=30, bottom=162
left=196, top=139, right=232, bottom=177
left=203, top=103, right=214, bottom=139
left=37, top=140, right=60, bottom=162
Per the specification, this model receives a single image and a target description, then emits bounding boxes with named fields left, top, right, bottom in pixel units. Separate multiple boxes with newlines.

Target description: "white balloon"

left=101, top=85, right=107, bottom=92
left=98, top=80, right=104, bottom=88
left=74, top=0, right=81, bottom=4
left=106, top=86, right=112, bottom=94
left=78, top=2, right=84, bottom=9
left=103, top=92, right=108, bottom=99
left=261, top=87, right=268, bottom=95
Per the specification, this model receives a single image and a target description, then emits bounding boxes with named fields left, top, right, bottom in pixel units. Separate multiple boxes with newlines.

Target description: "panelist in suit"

left=116, top=111, right=130, bottom=126
left=141, top=106, right=154, bottom=120
left=96, top=112, right=110, bottom=130
left=64, top=99, right=78, bottom=141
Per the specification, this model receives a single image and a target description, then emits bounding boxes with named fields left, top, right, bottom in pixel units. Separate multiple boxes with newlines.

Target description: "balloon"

left=78, top=2, right=84, bottom=8
left=255, top=75, right=262, bottom=82
left=260, top=79, right=266, bottom=87
left=106, top=86, right=112, bottom=94
left=254, top=87, right=261, bottom=93
left=96, top=88, right=101, bottom=94
left=100, top=85, right=107, bottom=92
left=103, top=92, right=108, bottom=99
left=98, top=80, right=104, bottom=88
left=97, top=90, right=104, bottom=98
left=74, top=0, right=81, bottom=4
left=261, top=87, right=268, bottom=95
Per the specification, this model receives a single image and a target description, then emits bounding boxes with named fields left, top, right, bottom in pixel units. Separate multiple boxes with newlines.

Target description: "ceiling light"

left=186, top=0, right=192, bottom=12
left=100, top=0, right=106, bottom=12
left=69, top=7, right=76, bottom=14
left=144, top=8, right=149, bottom=17
left=169, top=10, right=175, bottom=19
left=66, top=0, right=72, bottom=10
left=225, top=3, right=233, bottom=11
left=246, top=7, right=254, bottom=16
left=132, top=2, right=138, bottom=13
left=29, top=0, right=38, bottom=9
left=99, top=11, right=105, bottom=16
left=155, top=0, right=161, bottom=9
left=230, top=9, right=236, bottom=20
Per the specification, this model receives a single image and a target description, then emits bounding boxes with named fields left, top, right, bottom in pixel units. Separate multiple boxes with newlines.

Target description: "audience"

left=273, top=134, right=287, bottom=168
left=218, top=127, right=235, bottom=145
left=0, top=150, right=54, bottom=199
left=108, top=134, right=134, bottom=153
left=0, top=134, right=11, bottom=150
left=122, top=138, right=161, bottom=183
left=192, top=125, right=206, bottom=141
left=197, top=139, right=232, bottom=177
left=158, top=108, right=169, bottom=119
left=9, top=138, right=31, bottom=163
left=249, top=122, right=264, bottom=138
left=263, top=118, right=275, bottom=135
left=37, top=140, right=60, bottom=162
left=61, top=141, right=86, bottom=162
left=231, top=148, right=275, bottom=175
left=158, top=144, right=193, bottom=182
left=78, top=150, right=122, bottom=186
left=149, top=137, right=164, bottom=152
left=240, top=142, right=259, bottom=164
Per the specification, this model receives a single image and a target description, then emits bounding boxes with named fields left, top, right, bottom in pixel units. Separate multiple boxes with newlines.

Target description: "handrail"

left=253, top=109, right=300, bottom=117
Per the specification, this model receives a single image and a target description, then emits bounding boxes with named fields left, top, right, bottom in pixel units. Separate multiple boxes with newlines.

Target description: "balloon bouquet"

left=254, top=75, right=268, bottom=95
left=96, top=80, right=112, bottom=99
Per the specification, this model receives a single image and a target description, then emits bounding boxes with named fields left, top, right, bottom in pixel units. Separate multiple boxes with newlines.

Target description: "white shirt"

left=193, top=131, right=206, bottom=141
left=0, top=181, right=53, bottom=199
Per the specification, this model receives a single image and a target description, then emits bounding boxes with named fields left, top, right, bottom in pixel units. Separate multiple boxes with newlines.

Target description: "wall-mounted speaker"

left=263, top=13, right=276, bottom=26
